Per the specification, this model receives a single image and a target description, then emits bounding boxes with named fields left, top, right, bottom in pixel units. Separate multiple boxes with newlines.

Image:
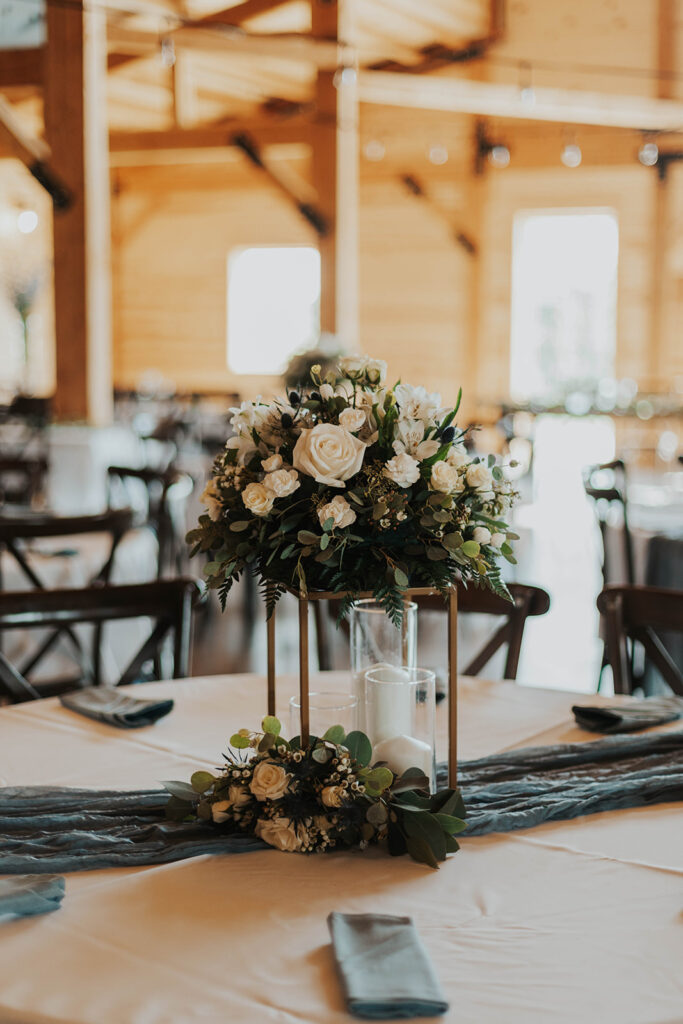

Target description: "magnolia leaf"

left=444, top=834, right=460, bottom=853
left=190, top=771, right=215, bottom=794
left=262, top=716, right=281, bottom=736
left=297, top=530, right=319, bottom=546
left=461, top=540, right=481, bottom=558
left=161, top=780, right=197, bottom=801
left=229, top=521, right=251, bottom=532
left=402, top=811, right=447, bottom=862
left=387, top=825, right=407, bottom=857
left=343, top=731, right=372, bottom=766
left=427, top=547, right=449, bottom=561
left=405, top=836, right=439, bottom=869
left=433, top=509, right=451, bottom=523
left=361, top=822, right=375, bottom=841
left=435, top=789, right=466, bottom=819
left=165, top=795, right=194, bottom=822
left=323, top=724, right=346, bottom=744
left=230, top=733, right=250, bottom=749
left=433, top=813, right=467, bottom=835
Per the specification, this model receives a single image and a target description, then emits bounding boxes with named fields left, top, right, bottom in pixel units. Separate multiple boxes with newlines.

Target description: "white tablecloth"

left=0, top=673, right=681, bottom=1024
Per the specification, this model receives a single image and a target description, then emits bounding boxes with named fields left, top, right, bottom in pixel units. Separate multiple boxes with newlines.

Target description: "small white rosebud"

left=490, top=532, right=506, bottom=548
left=473, top=526, right=492, bottom=546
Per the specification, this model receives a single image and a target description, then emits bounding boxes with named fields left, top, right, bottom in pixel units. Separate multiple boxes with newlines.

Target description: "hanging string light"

left=561, top=143, right=582, bottom=167
left=363, top=139, right=386, bottom=162
left=488, top=145, right=511, bottom=168
left=638, top=140, right=659, bottom=166
left=428, top=144, right=448, bottom=165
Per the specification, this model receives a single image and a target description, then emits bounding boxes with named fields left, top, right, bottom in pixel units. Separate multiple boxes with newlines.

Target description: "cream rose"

left=261, top=454, right=283, bottom=472
left=242, top=482, right=275, bottom=517
left=365, top=358, right=387, bottom=385
left=254, top=816, right=302, bottom=852
left=338, top=407, right=366, bottom=433
left=446, top=446, right=468, bottom=468
left=249, top=760, right=291, bottom=801
left=200, top=479, right=222, bottom=522
left=339, top=354, right=367, bottom=377
left=430, top=461, right=461, bottom=494
left=263, top=468, right=300, bottom=498
left=473, top=526, right=492, bottom=546
left=293, top=424, right=366, bottom=488
left=318, top=495, right=357, bottom=529
left=321, top=785, right=346, bottom=808
left=211, top=800, right=231, bottom=823
left=490, top=532, right=506, bottom=549
left=466, top=463, right=493, bottom=491
left=384, top=452, right=420, bottom=488
left=228, top=785, right=252, bottom=810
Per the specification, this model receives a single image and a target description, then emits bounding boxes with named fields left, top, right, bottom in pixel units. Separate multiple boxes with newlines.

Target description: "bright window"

left=510, top=210, right=618, bottom=403
left=227, top=246, right=321, bottom=375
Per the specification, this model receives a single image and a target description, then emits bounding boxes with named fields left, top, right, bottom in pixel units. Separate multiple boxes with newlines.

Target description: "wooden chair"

left=0, top=578, right=202, bottom=703
left=597, top=585, right=683, bottom=696
left=583, top=459, right=634, bottom=586
left=0, top=455, right=49, bottom=507
left=315, top=583, right=550, bottom=680
left=107, top=465, right=194, bottom=577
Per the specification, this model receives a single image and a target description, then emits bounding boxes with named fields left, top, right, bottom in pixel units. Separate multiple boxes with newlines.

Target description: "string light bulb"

left=638, top=141, right=659, bottom=166
left=17, top=210, right=38, bottom=234
left=561, top=143, right=582, bottom=168
left=363, top=139, right=385, bottom=162
left=488, top=145, right=510, bottom=168
left=428, top=145, right=448, bottom=165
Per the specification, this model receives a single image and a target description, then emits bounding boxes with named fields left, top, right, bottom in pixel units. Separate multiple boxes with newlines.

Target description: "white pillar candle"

left=373, top=734, right=433, bottom=781
left=368, top=667, right=413, bottom=744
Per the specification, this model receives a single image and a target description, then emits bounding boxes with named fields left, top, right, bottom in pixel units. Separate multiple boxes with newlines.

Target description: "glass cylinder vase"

left=364, top=666, right=437, bottom=792
left=349, top=599, right=417, bottom=730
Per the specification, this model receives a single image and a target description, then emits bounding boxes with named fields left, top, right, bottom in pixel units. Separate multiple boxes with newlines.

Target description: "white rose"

left=319, top=383, right=334, bottom=401
left=338, top=407, right=366, bottom=433
left=384, top=452, right=420, bottom=488
left=339, top=354, right=368, bottom=377
left=446, top=446, right=468, bottom=468
left=228, top=785, right=252, bottom=810
left=293, top=423, right=366, bottom=488
left=211, top=800, right=232, bottom=824
left=318, top=495, right=357, bottom=529
left=242, top=482, right=275, bottom=517
left=261, top=454, right=283, bottom=472
left=365, top=358, right=387, bottom=385
left=490, top=532, right=506, bottom=549
left=255, top=816, right=302, bottom=852
left=250, top=760, right=291, bottom=801
left=466, top=463, right=493, bottom=491
left=200, top=479, right=222, bottom=522
left=321, top=785, right=346, bottom=808
left=429, top=461, right=460, bottom=493
left=263, top=468, right=300, bottom=498
left=473, top=526, right=492, bottom=546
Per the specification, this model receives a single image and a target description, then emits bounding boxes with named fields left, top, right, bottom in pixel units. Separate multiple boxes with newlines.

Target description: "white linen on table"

left=0, top=673, right=681, bottom=1024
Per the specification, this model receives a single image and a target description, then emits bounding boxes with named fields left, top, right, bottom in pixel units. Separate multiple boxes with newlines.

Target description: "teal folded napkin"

left=0, top=875, right=65, bottom=921
left=60, top=687, right=174, bottom=728
left=327, top=912, right=448, bottom=1019
left=572, top=696, right=683, bottom=734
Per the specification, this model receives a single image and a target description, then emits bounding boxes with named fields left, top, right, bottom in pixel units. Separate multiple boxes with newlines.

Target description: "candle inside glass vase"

left=364, top=666, right=437, bottom=791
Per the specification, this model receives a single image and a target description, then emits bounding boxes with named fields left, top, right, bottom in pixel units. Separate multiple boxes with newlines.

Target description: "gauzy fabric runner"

left=2, top=730, right=682, bottom=874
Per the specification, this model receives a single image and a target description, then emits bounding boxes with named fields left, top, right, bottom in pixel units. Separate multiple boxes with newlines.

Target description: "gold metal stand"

left=266, top=586, right=458, bottom=788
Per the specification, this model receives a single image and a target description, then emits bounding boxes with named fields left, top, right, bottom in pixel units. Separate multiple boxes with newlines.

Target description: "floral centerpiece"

left=189, top=355, right=517, bottom=622
left=165, top=716, right=466, bottom=868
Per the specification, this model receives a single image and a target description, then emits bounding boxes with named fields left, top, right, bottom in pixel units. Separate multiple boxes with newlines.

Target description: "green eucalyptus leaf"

left=394, top=567, right=409, bottom=589
left=190, top=771, right=216, bottom=794
left=363, top=766, right=394, bottom=792
left=322, top=517, right=335, bottom=533
left=297, top=530, right=319, bottom=546
left=312, top=745, right=332, bottom=763
left=262, top=716, right=281, bottom=736
left=229, top=521, right=251, bottom=532
left=230, top=733, right=250, bottom=749
left=366, top=802, right=388, bottom=826
left=323, top=724, right=346, bottom=744
left=343, top=730, right=372, bottom=766
left=461, top=540, right=481, bottom=558
left=320, top=533, right=330, bottom=551
left=161, top=780, right=197, bottom=801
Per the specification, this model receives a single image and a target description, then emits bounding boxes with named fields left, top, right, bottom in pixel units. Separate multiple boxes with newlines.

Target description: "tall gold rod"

left=266, top=599, right=276, bottom=717
left=298, top=597, right=310, bottom=746
left=448, top=586, right=458, bottom=789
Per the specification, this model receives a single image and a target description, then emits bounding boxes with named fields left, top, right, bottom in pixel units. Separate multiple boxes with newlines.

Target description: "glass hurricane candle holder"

left=289, top=691, right=359, bottom=740
left=364, top=666, right=437, bottom=792
left=349, top=599, right=417, bottom=729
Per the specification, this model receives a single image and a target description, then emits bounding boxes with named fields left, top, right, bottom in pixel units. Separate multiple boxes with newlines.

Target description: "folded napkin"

left=572, top=696, right=683, bottom=734
left=60, top=687, right=174, bottom=728
left=0, top=875, right=65, bottom=921
left=328, top=912, right=448, bottom=1020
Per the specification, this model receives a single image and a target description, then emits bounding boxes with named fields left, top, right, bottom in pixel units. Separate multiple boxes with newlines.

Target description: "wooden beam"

left=657, top=0, right=675, bottom=101
left=109, top=121, right=311, bottom=151
left=0, top=48, right=44, bottom=88
left=311, top=0, right=359, bottom=347
left=195, top=0, right=296, bottom=27
left=357, top=71, right=683, bottom=132
left=44, top=1, right=113, bottom=425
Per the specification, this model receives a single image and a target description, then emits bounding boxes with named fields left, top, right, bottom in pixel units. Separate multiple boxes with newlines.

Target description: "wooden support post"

left=44, top=0, right=113, bottom=424
left=310, top=0, right=359, bottom=347
left=298, top=597, right=310, bottom=746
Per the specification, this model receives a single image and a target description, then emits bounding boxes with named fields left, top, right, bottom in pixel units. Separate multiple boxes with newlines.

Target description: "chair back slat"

left=597, top=585, right=683, bottom=695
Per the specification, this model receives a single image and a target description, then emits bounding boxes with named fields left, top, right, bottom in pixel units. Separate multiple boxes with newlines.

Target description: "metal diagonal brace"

left=0, top=96, right=72, bottom=210
left=400, top=174, right=476, bottom=257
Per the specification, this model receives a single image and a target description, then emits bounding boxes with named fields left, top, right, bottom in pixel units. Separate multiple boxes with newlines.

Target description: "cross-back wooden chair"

left=0, top=455, right=49, bottom=507
left=583, top=459, right=634, bottom=586
left=597, top=585, right=683, bottom=696
left=107, top=465, right=194, bottom=577
left=315, top=583, right=550, bottom=680
left=0, top=578, right=202, bottom=704
left=0, top=508, right=134, bottom=683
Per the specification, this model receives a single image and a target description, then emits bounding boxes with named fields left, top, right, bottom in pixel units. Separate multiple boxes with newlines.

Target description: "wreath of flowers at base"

left=164, top=717, right=466, bottom=869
